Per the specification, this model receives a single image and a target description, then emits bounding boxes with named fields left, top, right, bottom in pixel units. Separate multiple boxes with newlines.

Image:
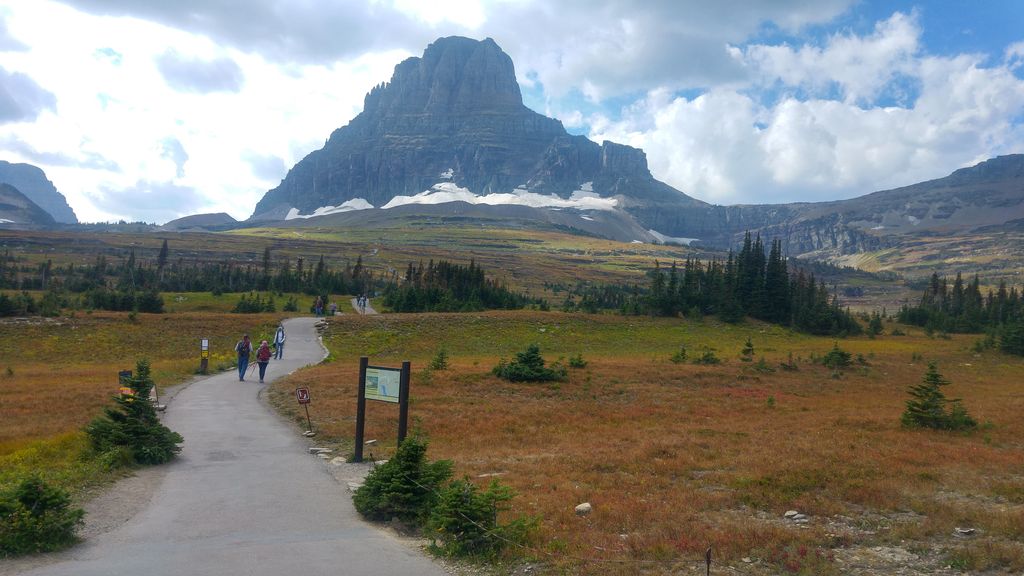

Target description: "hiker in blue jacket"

left=273, top=324, right=286, bottom=360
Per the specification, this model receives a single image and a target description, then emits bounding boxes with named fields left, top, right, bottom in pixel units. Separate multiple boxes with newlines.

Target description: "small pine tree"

left=901, top=363, right=977, bottom=430
left=740, top=337, right=755, bottom=361
left=85, top=359, right=183, bottom=464
left=353, top=436, right=452, bottom=523
left=821, top=342, right=852, bottom=369
left=429, top=348, right=449, bottom=370
left=492, top=344, right=567, bottom=382
left=426, top=478, right=535, bottom=558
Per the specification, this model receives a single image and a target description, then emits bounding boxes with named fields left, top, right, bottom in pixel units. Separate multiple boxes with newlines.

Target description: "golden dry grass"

left=0, top=311, right=283, bottom=452
left=269, top=311, right=1024, bottom=574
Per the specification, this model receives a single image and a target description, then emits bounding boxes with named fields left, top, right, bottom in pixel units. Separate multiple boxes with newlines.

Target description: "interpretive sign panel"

left=364, top=366, right=401, bottom=403
left=295, top=387, right=311, bottom=404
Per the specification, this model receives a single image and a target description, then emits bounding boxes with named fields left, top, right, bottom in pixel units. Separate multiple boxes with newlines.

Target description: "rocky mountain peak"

left=946, top=154, right=1024, bottom=184
left=0, top=161, right=77, bottom=223
left=363, top=36, right=522, bottom=115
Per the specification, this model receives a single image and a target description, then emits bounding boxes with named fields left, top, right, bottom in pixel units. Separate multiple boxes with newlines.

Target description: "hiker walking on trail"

left=314, top=295, right=323, bottom=316
left=273, top=324, right=286, bottom=360
left=256, top=340, right=272, bottom=383
left=235, top=334, right=253, bottom=381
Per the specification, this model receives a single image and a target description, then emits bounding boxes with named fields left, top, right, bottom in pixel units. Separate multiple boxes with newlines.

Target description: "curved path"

left=13, top=317, right=448, bottom=576
left=350, top=298, right=378, bottom=315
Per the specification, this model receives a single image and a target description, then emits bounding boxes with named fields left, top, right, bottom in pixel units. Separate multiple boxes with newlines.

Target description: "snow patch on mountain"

left=648, top=229, right=699, bottom=245
left=382, top=182, right=619, bottom=211
left=286, top=199, right=374, bottom=219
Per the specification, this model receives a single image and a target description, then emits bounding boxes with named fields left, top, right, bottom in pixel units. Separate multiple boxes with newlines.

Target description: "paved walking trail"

left=9, top=317, right=448, bottom=576
left=350, top=297, right=378, bottom=315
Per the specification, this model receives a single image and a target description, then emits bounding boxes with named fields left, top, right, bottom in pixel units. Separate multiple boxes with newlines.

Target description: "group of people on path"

left=235, top=323, right=286, bottom=383
left=313, top=296, right=338, bottom=317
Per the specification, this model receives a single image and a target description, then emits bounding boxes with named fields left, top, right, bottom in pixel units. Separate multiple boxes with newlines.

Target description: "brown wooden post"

left=354, top=356, right=368, bottom=463
left=397, top=361, right=411, bottom=445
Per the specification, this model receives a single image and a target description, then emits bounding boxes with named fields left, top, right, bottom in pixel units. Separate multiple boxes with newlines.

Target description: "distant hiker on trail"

left=235, top=334, right=253, bottom=381
left=329, top=301, right=337, bottom=316
left=256, top=340, right=272, bottom=383
left=273, top=324, right=286, bottom=360
left=314, top=295, right=323, bottom=316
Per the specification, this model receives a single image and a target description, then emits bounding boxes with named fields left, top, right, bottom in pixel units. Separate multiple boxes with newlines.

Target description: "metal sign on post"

left=199, top=338, right=210, bottom=374
left=353, top=357, right=410, bottom=462
left=118, top=370, right=134, bottom=399
left=295, top=387, right=313, bottom=434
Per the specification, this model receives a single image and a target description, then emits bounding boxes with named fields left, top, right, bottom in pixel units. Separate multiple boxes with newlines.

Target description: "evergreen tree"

left=85, top=359, right=183, bottom=464
left=901, top=363, right=976, bottom=430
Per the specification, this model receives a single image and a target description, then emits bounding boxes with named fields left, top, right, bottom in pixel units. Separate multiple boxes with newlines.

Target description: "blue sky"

left=0, top=0, right=1021, bottom=222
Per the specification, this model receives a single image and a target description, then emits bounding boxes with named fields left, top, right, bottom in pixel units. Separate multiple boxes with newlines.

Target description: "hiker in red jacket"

left=255, top=340, right=272, bottom=383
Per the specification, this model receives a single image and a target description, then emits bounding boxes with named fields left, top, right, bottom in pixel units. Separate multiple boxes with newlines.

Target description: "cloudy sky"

left=0, top=0, right=1022, bottom=223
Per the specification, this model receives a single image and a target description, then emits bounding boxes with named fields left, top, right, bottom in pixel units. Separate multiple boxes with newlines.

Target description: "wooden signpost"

left=353, top=356, right=410, bottom=462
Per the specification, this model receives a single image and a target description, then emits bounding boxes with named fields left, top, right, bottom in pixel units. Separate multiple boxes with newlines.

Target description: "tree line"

left=635, top=233, right=861, bottom=335
left=897, top=272, right=1024, bottom=355
left=0, top=241, right=378, bottom=316
left=382, top=259, right=536, bottom=312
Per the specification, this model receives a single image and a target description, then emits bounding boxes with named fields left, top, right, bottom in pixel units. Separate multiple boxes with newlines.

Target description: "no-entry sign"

left=295, top=387, right=311, bottom=404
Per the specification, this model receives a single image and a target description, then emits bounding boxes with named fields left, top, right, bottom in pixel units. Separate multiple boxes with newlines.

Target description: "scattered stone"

left=302, top=431, right=316, bottom=437
left=575, top=502, right=592, bottom=516
left=317, top=453, right=329, bottom=459
left=308, top=447, right=332, bottom=454
left=330, top=457, right=347, bottom=466
left=477, top=472, right=507, bottom=478
left=784, top=510, right=799, bottom=519
left=742, top=557, right=752, bottom=563
left=347, top=482, right=363, bottom=492
left=954, top=527, right=976, bottom=537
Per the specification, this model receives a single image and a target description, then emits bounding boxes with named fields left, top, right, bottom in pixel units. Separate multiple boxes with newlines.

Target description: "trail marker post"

left=353, top=356, right=410, bottom=463
left=200, top=338, right=209, bottom=374
left=295, top=387, right=313, bottom=434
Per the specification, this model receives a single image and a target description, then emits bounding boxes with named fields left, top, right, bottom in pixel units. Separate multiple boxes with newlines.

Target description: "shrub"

left=1001, top=322, right=1024, bottom=356
left=568, top=353, right=588, bottom=368
left=740, top=337, right=754, bottom=361
left=753, top=357, right=775, bottom=373
left=232, top=292, right=275, bottom=313
left=670, top=346, right=687, bottom=364
left=692, top=349, right=721, bottom=365
left=429, top=348, right=450, bottom=370
left=820, top=342, right=852, bottom=370
left=426, top=478, right=536, bottom=558
left=353, top=436, right=452, bottom=524
left=85, top=359, right=183, bottom=465
left=0, top=476, right=84, bottom=556
left=901, top=363, right=977, bottom=431
left=282, top=296, right=299, bottom=312
left=492, top=344, right=567, bottom=382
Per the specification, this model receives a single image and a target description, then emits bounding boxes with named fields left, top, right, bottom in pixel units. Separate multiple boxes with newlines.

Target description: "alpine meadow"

left=3, top=7, right=1024, bottom=576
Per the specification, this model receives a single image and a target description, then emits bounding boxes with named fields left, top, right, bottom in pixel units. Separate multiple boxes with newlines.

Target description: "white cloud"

left=155, top=49, right=244, bottom=93
left=737, top=12, right=920, bottom=104
left=591, top=12, right=1024, bottom=205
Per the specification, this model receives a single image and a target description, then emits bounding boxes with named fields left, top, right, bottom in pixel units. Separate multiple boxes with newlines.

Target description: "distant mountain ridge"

left=250, top=36, right=1023, bottom=264
left=0, top=182, right=57, bottom=226
left=0, top=161, right=77, bottom=224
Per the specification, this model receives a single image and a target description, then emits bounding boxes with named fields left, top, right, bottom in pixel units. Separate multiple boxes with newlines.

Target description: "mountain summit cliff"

left=252, top=36, right=699, bottom=222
